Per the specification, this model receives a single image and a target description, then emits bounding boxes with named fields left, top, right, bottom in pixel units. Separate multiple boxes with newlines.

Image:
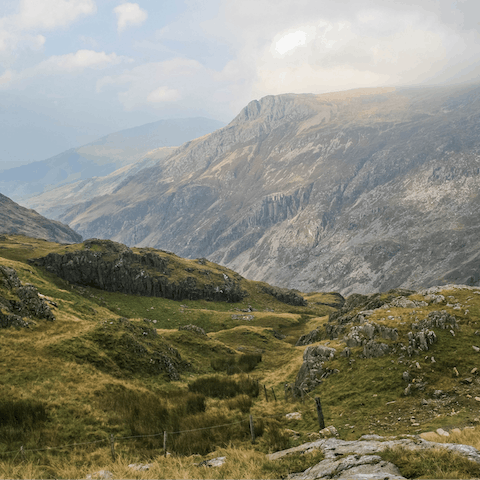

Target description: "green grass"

left=3, top=234, right=480, bottom=478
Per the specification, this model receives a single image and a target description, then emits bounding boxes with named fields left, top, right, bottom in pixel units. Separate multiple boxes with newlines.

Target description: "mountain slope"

left=24, top=146, right=177, bottom=219
left=1, top=117, right=224, bottom=201
left=0, top=193, right=82, bottom=243
left=58, top=84, right=480, bottom=294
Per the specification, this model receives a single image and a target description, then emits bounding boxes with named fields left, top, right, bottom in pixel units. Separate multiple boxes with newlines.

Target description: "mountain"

left=0, top=193, right=81, bottom=243
left=48, top=84, right=480, bottom=295
left=24, top=147, right=177, bottom=220
left=0, top=117, right=224, bottom=201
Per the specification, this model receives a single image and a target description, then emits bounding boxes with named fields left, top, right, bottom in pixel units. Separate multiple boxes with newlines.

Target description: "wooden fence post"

left=284, top=384, right=288, bottom=401
left=20, top=445, right=25, bottom=461
left=271, top=387, right=277, bottom=402
left=110, top=434, right=115, bottom=461
left=315, top=396, right=325, bottom=430
left=163, top=431, right=167, bottom=457
left=263, top=384, right=268, bottom=402
left=249, top=415, right=255, bottom=444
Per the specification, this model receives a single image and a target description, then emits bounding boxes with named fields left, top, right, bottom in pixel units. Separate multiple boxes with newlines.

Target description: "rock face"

left=48, top=84, right=480, bottom=295
left=31, top=239, right=247, bottom=303
left=0, top=266, right=55, bottom=327
left=295, top=345, right=337, bottom=393
left=269, top=435, right=480, bottom=480
left=0, top=193, right=82, bottom=244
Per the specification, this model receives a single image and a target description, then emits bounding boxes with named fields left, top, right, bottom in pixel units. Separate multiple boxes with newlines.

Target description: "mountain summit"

left=51, top=84, right=480, bottom=294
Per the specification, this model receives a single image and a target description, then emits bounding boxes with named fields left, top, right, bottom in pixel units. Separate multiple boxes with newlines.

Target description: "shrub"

left=211, top=354, right=262, bottom=375
left=226, top=394, right=253, bottom=413
left=0, top=399, right=48, bottom=444
left=187, top=375, right=259, bottom=398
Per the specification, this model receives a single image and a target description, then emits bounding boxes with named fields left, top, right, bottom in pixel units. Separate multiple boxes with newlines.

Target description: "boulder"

left=296, top=328, right=322, bottom=346
left=294, top=345, right=337, bottom=393
left=363, top=340, right=390, bottom=358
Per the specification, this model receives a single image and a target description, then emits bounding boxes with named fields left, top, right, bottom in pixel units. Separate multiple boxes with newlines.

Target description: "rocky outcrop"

left=295, top=345, right=337, bottom=393
left=0, top=193, right=81, bottom=244
left=31, top=239, right=247, bottom=303
left=296, top=328, right=322, bottom=346
left=269, top=435, right=480, bottom=480
left=260, top=285, right=307, bottom=306
left=0, top=266, right=55, bottom=328
left=179, top=324, right=206, bottom=335
left=413, top=310, right=459, bottom=331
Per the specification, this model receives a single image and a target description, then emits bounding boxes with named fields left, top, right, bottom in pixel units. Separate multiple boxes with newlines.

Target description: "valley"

left=2, top=235, right=480, bottom=478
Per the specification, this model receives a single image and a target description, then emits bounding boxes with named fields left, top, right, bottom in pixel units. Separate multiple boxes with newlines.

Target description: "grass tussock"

left=380, top=445, right=480, bottom=479
left=0, top=399, right=48, bottom=446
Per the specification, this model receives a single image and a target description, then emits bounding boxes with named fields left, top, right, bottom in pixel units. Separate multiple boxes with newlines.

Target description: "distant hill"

left=54, top=84, right=480, bottom=295
left=1, top=117, right=224, bottom=201
left=0, top=193, right=82, bottom=243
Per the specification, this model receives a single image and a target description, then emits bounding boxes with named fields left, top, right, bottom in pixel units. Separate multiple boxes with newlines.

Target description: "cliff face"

left=31, top=239, right=247, bottom=303
left=56, top=84, right=480, bottom=294
left=0, top=193, right=82, bottom=244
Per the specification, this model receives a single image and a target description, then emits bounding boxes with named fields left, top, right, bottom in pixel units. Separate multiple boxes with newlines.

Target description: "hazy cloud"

left=114, top=3, right=147, bottom=33
left=16, top=0, right=97, bottom=31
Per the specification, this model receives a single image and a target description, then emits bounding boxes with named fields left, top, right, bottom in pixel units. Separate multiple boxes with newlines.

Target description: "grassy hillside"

left=1, top=235, right=480, bottom=479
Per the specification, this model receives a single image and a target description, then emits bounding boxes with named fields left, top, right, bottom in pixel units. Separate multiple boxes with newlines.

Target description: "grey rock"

left=402, top=371, right=410, bottom=382
left=407, top=329, right=437, bottom=353
left=198, top=456, right=226, bottom=467
left=270, top=435, right=480, bottom=479
left=86, top=470, right=113, bottom=480
left=294, top=345, right=337, bottom=393
left=296, top=328, right=323, bottom=346
left=178, top=324, right=206, bottom=335
left=363, top=340, right=390, bottom=358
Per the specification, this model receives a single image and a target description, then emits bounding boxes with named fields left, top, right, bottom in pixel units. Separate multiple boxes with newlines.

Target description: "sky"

left=1, top=0, right=480, bottom=168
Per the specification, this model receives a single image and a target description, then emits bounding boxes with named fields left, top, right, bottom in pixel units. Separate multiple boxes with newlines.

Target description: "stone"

left=472, top=367, right=478, bottom=374
left=363, top=340, right=390, bottom=358
left=319, top=426, right=338, bottom=438
left=402, top=371, right=410, bottom=382
left=436, top=428, right=450, bottom=436
left=86, top=470, right=113, bottom=479
left=198, top=456, right=226, bottom=467
left=128, top=463, right=152, bottom=471
left=473, top=346, right=480, bottom=352
left=286, top=412, right=302, bottom=420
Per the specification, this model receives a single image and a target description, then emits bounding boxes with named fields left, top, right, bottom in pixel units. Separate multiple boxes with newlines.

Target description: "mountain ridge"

left=32, top=84, right=480, bottom=295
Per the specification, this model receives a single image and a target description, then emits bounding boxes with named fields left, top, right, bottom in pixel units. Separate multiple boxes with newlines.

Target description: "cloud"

left=16, top=0, right=97, bottom=31
left=147, top=86, right=181, bottom=103
left=1, top=50, right=131, bottom=87
left=114, top=3, right=147, bottom=33
left=0, top=0, right=96, bottom=58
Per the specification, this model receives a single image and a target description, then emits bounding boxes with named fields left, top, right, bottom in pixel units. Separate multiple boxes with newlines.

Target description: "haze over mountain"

left=0, top=193, right=81, bottom=244
left=36, top=83, right=480, bottom=295
left=0, top=117, right=224, bottom=201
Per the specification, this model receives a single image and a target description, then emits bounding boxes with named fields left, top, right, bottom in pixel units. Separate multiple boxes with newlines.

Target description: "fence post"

left=263, top=384, right=268, bottom=402
left=284, top=384, right=288, bottom=401
left=110, top=434, right=115, bottom=461
left=20, top=445, right=25, bottom=461
left=271, top=387, right=277, bottom=402
left=315, top=396, right=325, bottom=430
left=163, top=431, right=167, bottom=457
left=249, top=414, right=255, bottom=444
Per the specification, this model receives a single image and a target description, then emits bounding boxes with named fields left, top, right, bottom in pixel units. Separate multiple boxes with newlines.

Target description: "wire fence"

left=0, top=390, right=325, bottom=460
